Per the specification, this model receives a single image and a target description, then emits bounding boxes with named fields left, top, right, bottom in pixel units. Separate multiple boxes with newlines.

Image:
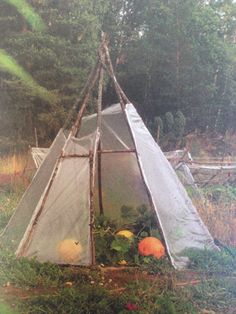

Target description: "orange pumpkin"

left=138, top=237, right=165, bottom=259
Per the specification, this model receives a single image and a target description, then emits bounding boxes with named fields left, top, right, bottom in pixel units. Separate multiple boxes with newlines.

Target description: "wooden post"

left=97, top=142, right=104, bottom=215
left=89, top=130, right=101, bottom=265
left=34, top=128, right=38, bottom=147
left=89, top=151, right=96, bottom=265
left=97, top=54, right=105, bottom=216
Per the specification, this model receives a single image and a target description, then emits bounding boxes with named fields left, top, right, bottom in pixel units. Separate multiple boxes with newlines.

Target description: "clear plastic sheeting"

left=176, top=163, right=197, bottom=187
left=79, top=104, right=134, bottom=150
left=65, top=133, right=96, bottom=155
left=1, top=129, right=66, bottom=250
left=31, top=147, right=49, bottom=168
left=17, top=133, right=96, bottom=265
left=95, top=153, right=150, bottom=220
left=175, top=163, right=205, bottom=205
left=18, top=157, right=91, bottom=265
left=125, top=104, right=217, bottom=269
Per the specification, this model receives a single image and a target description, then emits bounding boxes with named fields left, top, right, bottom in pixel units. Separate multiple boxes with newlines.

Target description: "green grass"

left=19, top=287, right=124, bottom=314
left=0, top=247, right=235, bottom=313
left=0, top=302, right=19, bottom=314
left=186, top=247, right=236, bottom=275
left=0, top=249, right=93, bottom=288
left=190, top=277, right=236, bottom=312
left=0, top=192, right=20, bottom=232
left=202, top=183, right=236, bottom=203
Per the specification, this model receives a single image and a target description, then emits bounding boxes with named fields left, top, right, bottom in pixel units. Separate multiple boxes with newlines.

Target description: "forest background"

left=1, top=0, right=236, bottom=153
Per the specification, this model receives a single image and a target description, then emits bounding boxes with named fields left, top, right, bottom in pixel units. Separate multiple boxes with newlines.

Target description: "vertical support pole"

left=89, top=130, right=100, bottom=266
left=97, top=145, right=104, bottom=215
left=34, top=127, right=38, bottom=147
left=89, top=150, right=96, bottom=265
left=97, top=50, right=105, bottom=216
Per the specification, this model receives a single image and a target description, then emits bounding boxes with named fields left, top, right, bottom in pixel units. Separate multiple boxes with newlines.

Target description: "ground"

left=0, top=247, right=235, bottom=313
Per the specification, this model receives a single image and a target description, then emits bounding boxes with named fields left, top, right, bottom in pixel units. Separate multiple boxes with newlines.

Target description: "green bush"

left=165, top=112, right=174, bottom=133
left=174, top=110, right=186, bottom=138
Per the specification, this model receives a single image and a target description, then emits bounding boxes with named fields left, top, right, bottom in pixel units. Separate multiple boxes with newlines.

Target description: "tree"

left=0, top=0, right=107, bottom=152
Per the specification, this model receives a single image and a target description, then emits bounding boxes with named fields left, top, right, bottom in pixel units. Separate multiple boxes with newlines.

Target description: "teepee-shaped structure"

left=1, top=36, right=217, bottom=269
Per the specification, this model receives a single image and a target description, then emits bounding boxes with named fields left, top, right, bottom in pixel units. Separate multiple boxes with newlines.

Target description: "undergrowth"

left=186, top=247, right=236, bottom=275
left=0, top=249, right=91, bottom=288
left=203, top=184, right=236, bottom=203
left=0, top=246, right=235, bottom=313
left=0, top=192, right=21, bottom=232
left=0, top=302, right=19, bottom=314
left=20, top=287, right=124, bottom=314
left=190, top=277, right=236, bottom=312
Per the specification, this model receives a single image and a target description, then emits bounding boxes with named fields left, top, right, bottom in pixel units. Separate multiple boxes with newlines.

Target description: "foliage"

left=0, top=0, right=106, bottom=152
left=0, top=248, right=90, bottom=288
left=203, top=183, right=236, bottom=203
left=0, top=48, right=57, bottom=103
left=4, top=0, right=47, bottom=32
left=174, top=110, right=186, bottom=139
left=94, top=215, right=117, bottom=264
left=0, top=191, right=21, bottom=232
left=190, top=277, right=236, bottom=313
left=186, top=247, right=236, bottom=275
left=94, top=205, right=161, bottom=265
left=165, top=112, right=174, bottom=134
left=123, top=280, right=196, bottom=314
left=1, top=0, right=236, bottom=151
left=20, top=287, right=124, bottom=314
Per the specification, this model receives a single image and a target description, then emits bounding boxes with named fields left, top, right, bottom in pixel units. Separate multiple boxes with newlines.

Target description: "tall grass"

left=0, top=153, right=29, bottom=175
left=193, top=185, right=236, bottom=246
left=0, top=153, right=35, bottom=193
left=0, top=153, right=35, bottom=232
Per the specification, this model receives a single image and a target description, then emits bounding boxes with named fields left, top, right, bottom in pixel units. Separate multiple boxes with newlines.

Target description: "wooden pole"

left=34, top=128, right=38, bottom=147
left=97, top=142, right=104, bottom=215
left=97, top=53, right=105, bottom=216
left=63, top=58, right=100, bottom=130
left=89, top=130, right=100, bottom=265
left=71, top=63, right=101, bottom=137
left=103, top=42, right=130, bottom=108
left=89, top=151, right=96, bottom=265
left=99, top=149, right=135, bottom=154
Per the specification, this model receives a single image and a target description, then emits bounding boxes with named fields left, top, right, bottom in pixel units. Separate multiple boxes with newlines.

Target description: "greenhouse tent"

left=1, top=38, right=217, bottom=269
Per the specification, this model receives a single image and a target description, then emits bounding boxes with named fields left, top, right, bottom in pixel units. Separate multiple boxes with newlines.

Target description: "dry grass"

left=0, top=153, right=29, bottom=175
left=0, top=153, right=35, bottom=192
left=194, top=197, right=236, bottom=246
